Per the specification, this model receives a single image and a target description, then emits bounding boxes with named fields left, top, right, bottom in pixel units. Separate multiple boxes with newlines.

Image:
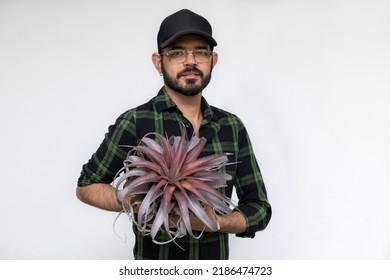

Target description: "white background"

left=1, top=0, right=389, bottom=260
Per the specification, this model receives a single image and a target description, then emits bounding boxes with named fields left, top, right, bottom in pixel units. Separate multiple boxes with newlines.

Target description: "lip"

left=180, top=71, right=200, bottom=79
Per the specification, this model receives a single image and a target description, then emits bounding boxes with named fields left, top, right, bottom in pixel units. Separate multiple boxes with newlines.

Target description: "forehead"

left=165, top=34, right=210, bottom=49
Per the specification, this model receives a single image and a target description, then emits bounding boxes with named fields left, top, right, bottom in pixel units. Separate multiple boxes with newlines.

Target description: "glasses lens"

left=165, top=50, right=211, bottom=63
left=169, top=50, right=186, bottom=63
left=193, top=50, right=211, bottom=63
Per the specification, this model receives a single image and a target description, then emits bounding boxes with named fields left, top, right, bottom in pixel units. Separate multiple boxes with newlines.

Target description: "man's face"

left=159, top=35, right=217, bottom=96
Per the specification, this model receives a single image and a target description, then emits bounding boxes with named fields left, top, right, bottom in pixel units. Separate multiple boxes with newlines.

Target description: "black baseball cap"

left=157, top=9, right=217, bottom=52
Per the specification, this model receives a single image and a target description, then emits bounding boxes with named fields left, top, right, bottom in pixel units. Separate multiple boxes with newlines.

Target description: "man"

left=76, top=9, right=271, bottom=260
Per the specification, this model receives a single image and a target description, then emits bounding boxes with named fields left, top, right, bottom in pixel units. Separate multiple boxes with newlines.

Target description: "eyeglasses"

left=160, top=49, right=213, bottom=64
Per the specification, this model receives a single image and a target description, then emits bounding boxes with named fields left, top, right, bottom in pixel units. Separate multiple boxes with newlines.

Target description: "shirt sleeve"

left=233, top=121, right=272, bottom=238
left=77, top=112, right=137, bottom=186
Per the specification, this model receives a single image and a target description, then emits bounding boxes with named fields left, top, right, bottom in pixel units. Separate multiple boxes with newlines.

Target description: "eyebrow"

left=168, top=45, right=210, bottom=51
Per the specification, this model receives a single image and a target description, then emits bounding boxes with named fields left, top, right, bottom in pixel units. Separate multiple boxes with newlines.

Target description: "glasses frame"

left=159, top=49, right=213, bottom=64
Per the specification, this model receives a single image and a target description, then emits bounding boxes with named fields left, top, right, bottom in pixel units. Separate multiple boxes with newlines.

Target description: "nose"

left=184, top=52, right=197, bottom=65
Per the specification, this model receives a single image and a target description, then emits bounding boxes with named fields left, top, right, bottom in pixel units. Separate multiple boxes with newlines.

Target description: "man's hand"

left=168, top=205, right=247, bottom=234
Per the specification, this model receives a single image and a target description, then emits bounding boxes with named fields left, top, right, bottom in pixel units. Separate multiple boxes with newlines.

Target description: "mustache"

left=177, top=66, right=203, bottom=78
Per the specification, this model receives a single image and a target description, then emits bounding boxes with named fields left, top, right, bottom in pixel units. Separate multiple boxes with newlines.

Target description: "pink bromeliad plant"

left=115, top=129, right=236, bottom=244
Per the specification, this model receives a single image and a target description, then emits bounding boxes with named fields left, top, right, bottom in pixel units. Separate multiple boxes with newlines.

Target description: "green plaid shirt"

left=78, top=87, right=271, bottom=260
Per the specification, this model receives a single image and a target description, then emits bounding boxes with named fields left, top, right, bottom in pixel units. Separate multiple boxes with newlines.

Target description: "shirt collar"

left=154, top=87, right=177, bottom=113
left=154, top=87, right=216, bottom=122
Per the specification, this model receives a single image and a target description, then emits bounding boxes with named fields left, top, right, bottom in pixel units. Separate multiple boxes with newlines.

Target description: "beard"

left=161, top=61, right=212, bottom=96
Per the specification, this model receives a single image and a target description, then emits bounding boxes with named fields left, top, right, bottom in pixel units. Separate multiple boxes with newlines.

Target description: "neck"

left=164, top=86, right=203, bottom=135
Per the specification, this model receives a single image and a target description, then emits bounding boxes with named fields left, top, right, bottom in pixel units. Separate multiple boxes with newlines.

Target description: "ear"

left=211, top=52, right=218, bottom=69
left=152, top=52, right=162, bottom=75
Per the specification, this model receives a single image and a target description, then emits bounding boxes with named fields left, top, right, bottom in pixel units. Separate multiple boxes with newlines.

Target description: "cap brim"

left=160, top=29, right=217, bottom=49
